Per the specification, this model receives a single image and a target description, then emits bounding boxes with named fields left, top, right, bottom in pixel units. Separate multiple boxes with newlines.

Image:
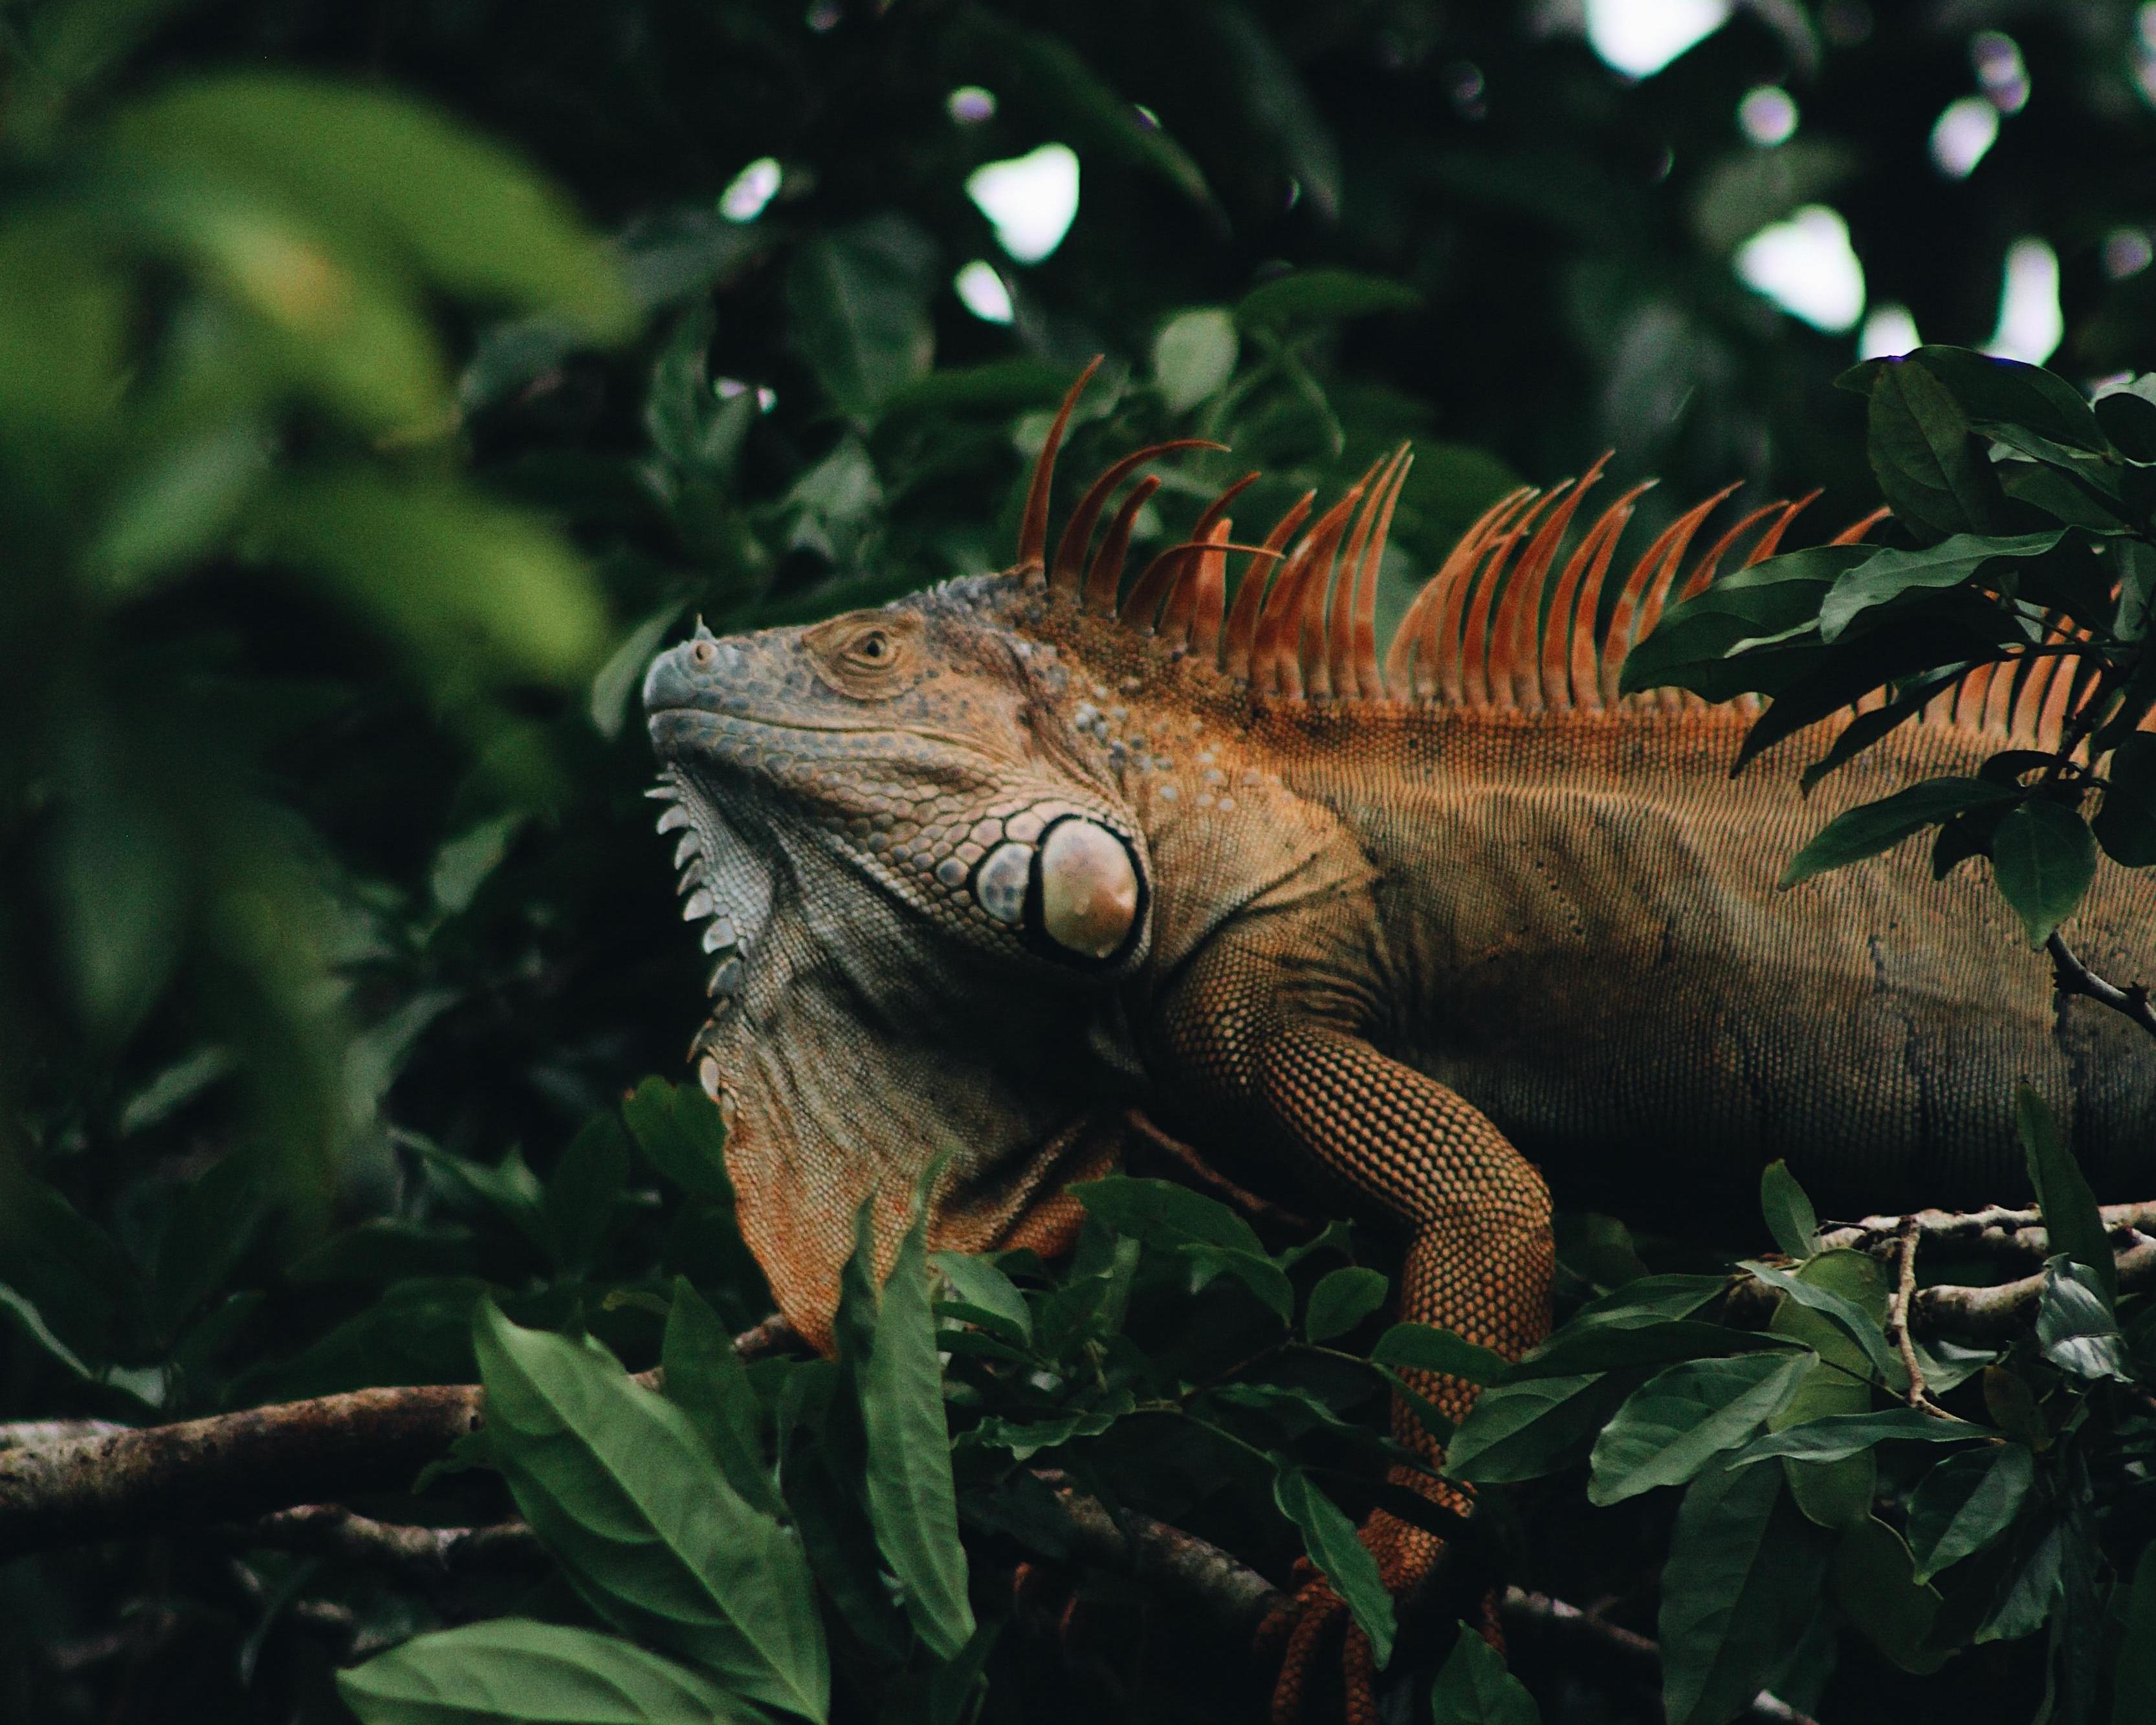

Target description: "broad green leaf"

left=2019, top=1086, right=2115, bottom=1305
left=932, top=1251, right=1031, bottom=1346
left=2113, top=1541, right=2156, bottom=1724
left=1511, top=1319, right=1795, bottom=1381
left=963, top=1396, right=1130, bottom=1461
left=0, top=1163, right=141, bottom=1364
left=1908, top=347, right=2111, bottom=454
left=1738, top=1259, right=1902, bottom=1385
left=1446, top=1373, right=1627, bottom=1483
left=1867, top=359, right=2003, bottom=540
left=1828, top=1517, right=1949, bottom=1675
left=1619, top=545, right=1867, bottom=701
left=1906, top=1444, right=2035, bottom=1582
left=1562, top=1273, right=1732, bottom=1326
left=1073, top=1175, right=1293, bottom=1319
left=1304, top=1266, right=1389, bottom=1342
left=1235, top=268, right=1420, bottom=331
left=2093, top=732, right=2156, bottom=866
left=472, top=1302, right=828, bottom=1720
left=784, top=215, right=936, bottom=417
left=858, top=1205, right=976, bottom=1660
left=338, top=1618, right=758, bottom=1724
left=1768, top=1249, right=1882, bottom=1529
left=1272, top=1464, right=1394, bottom=1667
left=621, top=1078, right=737, bottom=1206
left=1759, top=1161, right=1817, bottom=1261
left=1658, top=1459, right=1834, bottom=1725
left=1152, top=308, right=1238, bottom=415
left=1732, top=1409, right=1990, bottom=1464
left=1427, top=1621, right=1538, bottom=1724
left=2034, top=1258, right=2133, bottom=1382
left=1818, top=529, right=2062, bottom=641
left=1370, top=1321, right=1508, bottom=1383
left=1989, top=801, right=2095, bottom=947
left=661, top=1279, right=783, bottom=1518
left=1587, top=1352, right=1808, bottom=1504
left=1779, top=777, right=2018, bottom=888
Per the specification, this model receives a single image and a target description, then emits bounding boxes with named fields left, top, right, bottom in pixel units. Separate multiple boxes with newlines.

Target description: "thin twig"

left=230, top=1505, right=542, bottom=1583
left=1884, top=1218, right=1946, bottom=1416
left=2047, top=932, right=2156, bottom=1041
left=1817, top=1200, right=2156, bottom=1261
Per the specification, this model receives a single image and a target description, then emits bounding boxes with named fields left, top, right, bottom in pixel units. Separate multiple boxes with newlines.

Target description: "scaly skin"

left=640, top=382, right=2156, bottom=1720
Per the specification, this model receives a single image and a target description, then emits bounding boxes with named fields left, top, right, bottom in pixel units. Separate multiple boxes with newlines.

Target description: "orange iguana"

left=640, top=362, right=2156, bottom=1719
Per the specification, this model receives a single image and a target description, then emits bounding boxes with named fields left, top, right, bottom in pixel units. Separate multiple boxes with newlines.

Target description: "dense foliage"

left=5, top=2, right=2156, bottom=1722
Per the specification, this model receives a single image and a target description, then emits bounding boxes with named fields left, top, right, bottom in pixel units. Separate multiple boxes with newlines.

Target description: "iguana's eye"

left=804, top=609, right=925, bottom=698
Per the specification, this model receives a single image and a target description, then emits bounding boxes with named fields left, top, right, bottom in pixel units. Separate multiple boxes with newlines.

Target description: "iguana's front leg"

left=1153, top=938, right=1553, bottom=1723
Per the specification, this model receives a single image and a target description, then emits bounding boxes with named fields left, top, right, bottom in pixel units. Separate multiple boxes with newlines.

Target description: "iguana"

left=640, top=362, right=2156, bottom=1720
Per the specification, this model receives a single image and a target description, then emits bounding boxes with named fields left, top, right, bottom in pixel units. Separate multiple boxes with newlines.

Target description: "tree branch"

left=2047, top=932, right=2156, bottom=1041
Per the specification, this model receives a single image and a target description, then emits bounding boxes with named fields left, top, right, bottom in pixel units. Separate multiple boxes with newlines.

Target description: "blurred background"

left=1, top=0, right=2152, bottom=1717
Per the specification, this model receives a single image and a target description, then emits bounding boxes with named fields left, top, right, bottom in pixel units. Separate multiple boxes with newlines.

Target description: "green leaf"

left=1780, top=777, right=2018, bottom=887
left=621, top=1078, right=736, bottom=1205
left=1152, top=308, right=1238, bottom=415
left=1828, top=1517, right=1950, bottom=1675
left=1618, top=545, right=1868, bottom=702
left=857, top=1203, right=976, bottom=1660
left=1759, top=1161, right=1818, bottom=1261
left=1732, top=1409, right=1991, bottom=1464
left=1906, top=347, right=2111, bottom=454
left=1768, top=1250, right=1884, bottom=1530
left=1271, top=1463, right=1394, bottom=1667
left=2098, top=388, right=2156, bottom=460
left=1989, top=801, right=2095, bottom=947
left=1658, top=1459, right=1834, bottom=1725
left=472, top=1301, right=828, bottom=1720
left=1207, top=6, right=1343, bottom=220
left=1818, top=529, right=2062, bottom=641
left=1738, top=1258, right=1902, bottom=1385
left=2034, top=1258, right=2133, bottom=1382
left=784, top=215, right=937, bottom=418
left=338, top=1618, right=759, bottom=1724
left=1867, top=359, right=2004, bottom=540
left=661, top=1279, right=783, bottom=1518
left=1072, top=1175, right=1293, bottom=1319
left=1587, top=1352, right=1809, bottom=1504
left=1370, top=1321, right=1509, bottom=1383
left=2018, top=1085, right=2115, bottom=1306
left=2093, top=732, right=2156, bottom=865
left=1305, top=1266, right=1389, bottom=1343
left=1511, top=1321, right=1793, bottom=1381
left=2113, top=1540, right=2156, bottom=1724
left=1976, top=1517, right=2063, bottom=1643
left=1235, top=269, right=1420, bottom=332
left=1446, top=1373, right=1628, bottom=1484
left=1427, top=1621, right=1538, bottom=1724
left=1906, top=1444, right=2035, bottom=1583
left=932, top=1251, right=1032, bottom=1346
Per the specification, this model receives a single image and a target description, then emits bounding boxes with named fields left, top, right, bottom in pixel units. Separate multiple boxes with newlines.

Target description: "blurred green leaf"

left=785, top=215, right=936, bottom=419
left=2018, top=1085, right=2115, bottom=1306
left=542, top=1112, right=629, bottom=1271
left=1235, top=269, right=1420, bottom=333
left=661, top=1277, right=783, bottom=1517
left=339, top=1617, right=758, bottom=1724
left=2114, top=1541, right=2156, bottom=1724
left=1152, top=309, right=1238, bottom=416
left=622, top=1078, right=736, bottom=1206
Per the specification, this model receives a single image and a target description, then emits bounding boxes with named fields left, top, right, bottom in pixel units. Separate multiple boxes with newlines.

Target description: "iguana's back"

left=1270, top=701, right=2156, bottom=1214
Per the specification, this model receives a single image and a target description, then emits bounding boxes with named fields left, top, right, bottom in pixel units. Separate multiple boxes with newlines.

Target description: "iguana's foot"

left=1261, top=1495, right=1499, bottom=1723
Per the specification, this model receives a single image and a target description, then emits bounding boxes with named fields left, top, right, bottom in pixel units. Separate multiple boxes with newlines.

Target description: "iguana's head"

left=639, top=368, right=1217, bottom=1346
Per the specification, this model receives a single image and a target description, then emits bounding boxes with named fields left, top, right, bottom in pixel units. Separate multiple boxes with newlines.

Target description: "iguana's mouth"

left=648, top=703, right=1020, bottom=763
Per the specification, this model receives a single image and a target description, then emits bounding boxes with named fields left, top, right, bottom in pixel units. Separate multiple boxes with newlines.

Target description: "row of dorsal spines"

left=1013, top=358, right=1893, bottom=715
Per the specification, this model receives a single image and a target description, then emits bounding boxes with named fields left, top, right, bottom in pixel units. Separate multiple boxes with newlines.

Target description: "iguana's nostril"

left=690, top=639, right=718, bottom=670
